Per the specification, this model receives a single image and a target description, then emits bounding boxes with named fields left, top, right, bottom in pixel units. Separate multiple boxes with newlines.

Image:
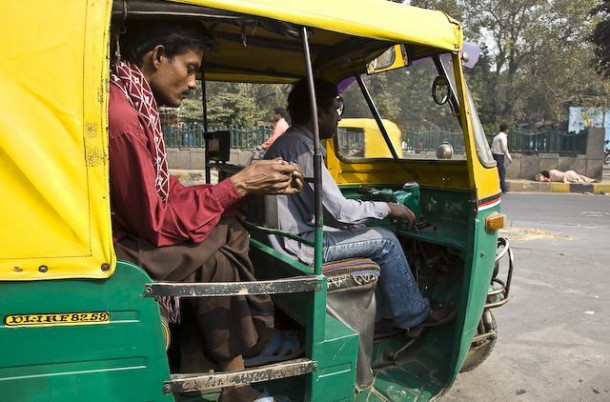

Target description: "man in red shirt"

left=109, top=20, right=302, bottom=401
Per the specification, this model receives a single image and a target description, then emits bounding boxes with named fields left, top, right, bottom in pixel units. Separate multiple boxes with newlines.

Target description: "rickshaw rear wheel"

left=460, top=309, right=497, bottom=372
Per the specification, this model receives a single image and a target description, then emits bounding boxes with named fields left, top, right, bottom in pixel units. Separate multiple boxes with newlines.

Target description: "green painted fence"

left=162, top=123, right=273, bottom=149
left=486, top=129, right=587, bottom=154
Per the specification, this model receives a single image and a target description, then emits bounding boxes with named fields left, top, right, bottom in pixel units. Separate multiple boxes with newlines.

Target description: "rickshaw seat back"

left=240, top=193, right=281, bottom=229
left=0, top=261, right=171, bottom=401
left=323, top=259, right=379, bottom=390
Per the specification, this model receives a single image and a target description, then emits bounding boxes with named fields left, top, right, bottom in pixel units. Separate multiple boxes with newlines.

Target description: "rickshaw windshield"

left=338, top=54, right=465, bottom=160
left=467, top=84, right=495, bottom=166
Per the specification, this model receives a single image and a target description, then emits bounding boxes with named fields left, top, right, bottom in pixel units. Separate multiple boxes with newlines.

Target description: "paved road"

left=444, top=192, right=610, bottom=402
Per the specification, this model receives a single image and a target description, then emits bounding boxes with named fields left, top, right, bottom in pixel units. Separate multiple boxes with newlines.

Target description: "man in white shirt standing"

left=491, top=124, right=512, bottom=193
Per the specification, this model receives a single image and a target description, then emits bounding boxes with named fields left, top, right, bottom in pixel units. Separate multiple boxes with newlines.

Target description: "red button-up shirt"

left=108, top=85, right=242, bottom=246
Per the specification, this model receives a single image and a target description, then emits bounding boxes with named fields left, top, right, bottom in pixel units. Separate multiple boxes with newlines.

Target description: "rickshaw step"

left=164, top=358, right=317, bottom=394
left=144, top=275, right=322, bottom=297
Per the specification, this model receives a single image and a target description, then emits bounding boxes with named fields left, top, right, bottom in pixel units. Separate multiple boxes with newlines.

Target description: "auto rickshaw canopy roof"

left=118, top=0, right=463, bottom=83
left=0, top=0, right=463, bottom=280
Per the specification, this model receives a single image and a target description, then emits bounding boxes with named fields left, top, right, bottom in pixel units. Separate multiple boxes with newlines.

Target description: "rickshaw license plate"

left=3, top=312, right=110, bottom=327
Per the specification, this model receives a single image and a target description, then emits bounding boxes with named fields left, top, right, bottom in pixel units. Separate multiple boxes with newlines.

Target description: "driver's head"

left=287, top=78, right=342, bottom=139
left=119, top=20, right=210, bottom=107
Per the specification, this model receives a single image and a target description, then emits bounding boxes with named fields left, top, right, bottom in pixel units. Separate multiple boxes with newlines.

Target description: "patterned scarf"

left=111, top=61, right=179, bottom=323
left=110, top=61, right=170, bottom=203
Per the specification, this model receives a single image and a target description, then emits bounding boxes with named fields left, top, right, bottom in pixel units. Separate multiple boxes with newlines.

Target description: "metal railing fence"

left=162, top=123, right=272, bottom=149
left=162, top=123, right=588, bottom=155
left=486, top=129, right=587, bottom=154
left=407, top=130, right=466, bottom=153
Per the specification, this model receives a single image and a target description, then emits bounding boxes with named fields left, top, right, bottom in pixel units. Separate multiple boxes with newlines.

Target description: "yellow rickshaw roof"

left=191, top=0, right=462, bottom=51
left=120, top=0, right=463, bottom=83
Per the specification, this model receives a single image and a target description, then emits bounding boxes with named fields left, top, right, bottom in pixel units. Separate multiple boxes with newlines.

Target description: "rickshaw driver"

left=265, top=78, right=456, bottom=336
left=108, top=20, right=303, bottom=401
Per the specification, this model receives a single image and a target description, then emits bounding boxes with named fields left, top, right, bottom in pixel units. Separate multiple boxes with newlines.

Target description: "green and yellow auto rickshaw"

left=336, top=118, right=402, bottom=159
left=0, top=0, right=513, bottom=400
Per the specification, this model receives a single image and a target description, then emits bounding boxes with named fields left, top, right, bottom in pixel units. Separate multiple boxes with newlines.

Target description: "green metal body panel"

left=0, top=189, right=500, bottom=402
left=451, top=204, right=501, bottom=380
left=248, top=184, right=501, bottom=400
left=0, top=261, right=172, bottom=402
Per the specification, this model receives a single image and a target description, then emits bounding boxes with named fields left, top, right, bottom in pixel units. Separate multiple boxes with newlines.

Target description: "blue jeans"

left=493, top=153, right=507, bottom=193
left=323, top=226, right=431, bottom=329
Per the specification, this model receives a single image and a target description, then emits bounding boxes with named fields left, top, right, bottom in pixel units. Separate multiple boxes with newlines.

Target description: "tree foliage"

left=590, top=0, right=610, bottom=78
left=459, top=0, right=610, bottom=126
left=174, top=82, right=290, bottom=127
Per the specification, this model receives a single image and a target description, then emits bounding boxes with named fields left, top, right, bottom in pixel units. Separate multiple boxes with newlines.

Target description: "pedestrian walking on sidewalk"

left=491, top=124, right=512, bottom=193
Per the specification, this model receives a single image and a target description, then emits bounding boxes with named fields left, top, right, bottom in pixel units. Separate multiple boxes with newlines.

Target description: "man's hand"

left=387, top=203, right=416, bottom=230
left=231, top=158, right=303, bottom=196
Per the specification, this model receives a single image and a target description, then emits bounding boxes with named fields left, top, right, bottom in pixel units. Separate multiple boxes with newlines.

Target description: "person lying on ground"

left=535, top=169, right=597, bottom=183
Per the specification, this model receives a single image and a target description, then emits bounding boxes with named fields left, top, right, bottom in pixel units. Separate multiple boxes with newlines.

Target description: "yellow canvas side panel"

left=185, top=0, right=462, bottom=51
left=0, top=1, right=114, bottom=280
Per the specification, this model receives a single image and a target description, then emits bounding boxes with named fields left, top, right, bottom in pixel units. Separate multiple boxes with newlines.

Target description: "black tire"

left=460, top=310, right=497, bottom=373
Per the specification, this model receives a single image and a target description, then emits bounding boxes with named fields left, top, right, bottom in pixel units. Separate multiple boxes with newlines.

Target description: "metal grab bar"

left=486, top=237, right=514, bottom=309
left=144, top=275, right=323, bottom=298
left=165, top=358, right=317, bottom=393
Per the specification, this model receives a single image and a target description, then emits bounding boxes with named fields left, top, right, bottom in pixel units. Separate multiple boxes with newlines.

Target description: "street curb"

left=507, top=181, right=610, bottom=194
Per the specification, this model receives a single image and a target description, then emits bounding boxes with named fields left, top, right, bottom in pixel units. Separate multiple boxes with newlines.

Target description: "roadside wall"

left=166, top=148, right=251, bottom=170
left=506, top=128, right=605, bottom=180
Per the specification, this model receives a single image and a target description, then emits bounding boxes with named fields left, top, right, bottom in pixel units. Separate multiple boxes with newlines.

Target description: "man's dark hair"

left=119, top=20, right=211, bottom=65
left=499, top=123, right=509, bottom=132
left=540, top=170, right=550, bottom=178
left=273, top=107, right=288, bottom=119
left=287, top=78, right=338, bottom=125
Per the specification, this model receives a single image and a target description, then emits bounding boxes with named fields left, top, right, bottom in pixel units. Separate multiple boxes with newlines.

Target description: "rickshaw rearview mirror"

left=432, top=75, right=450, bottom=105
left=366, top=44, right=408, bottom=75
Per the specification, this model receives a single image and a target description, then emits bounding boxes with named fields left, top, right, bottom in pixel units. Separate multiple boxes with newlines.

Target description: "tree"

left=460, top=0, right=610, bottom=125
left=590, top=0, right=610, bottom=78
left=169, top=82, right=290, bottom=127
